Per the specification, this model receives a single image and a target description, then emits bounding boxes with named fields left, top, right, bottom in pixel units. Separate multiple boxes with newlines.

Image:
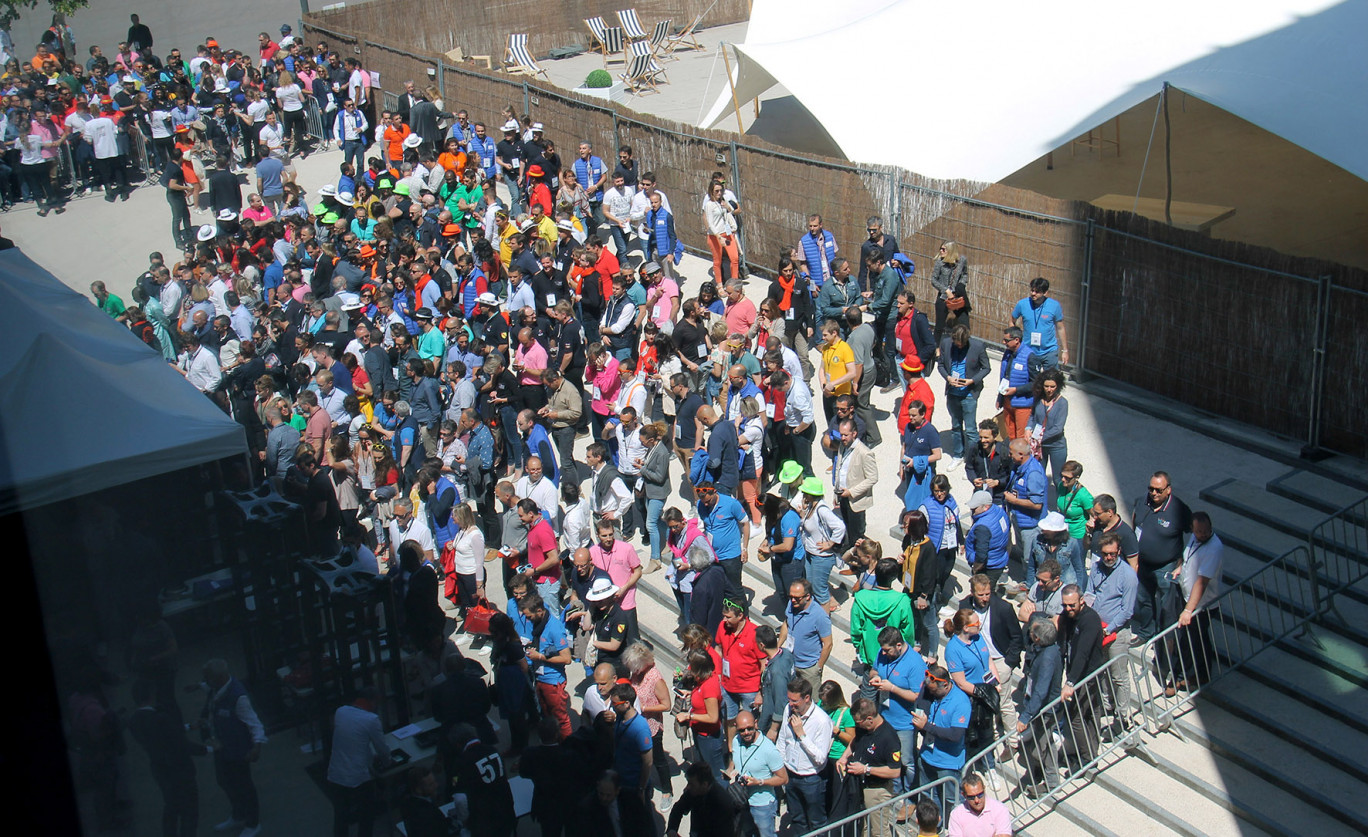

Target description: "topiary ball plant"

left=584, top=69, right=612, bottom=88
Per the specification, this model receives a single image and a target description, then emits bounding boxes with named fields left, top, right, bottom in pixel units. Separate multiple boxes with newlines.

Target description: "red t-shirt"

left=526, top=519, right=559, bottom=582
left=716, top=619, right=768, bottom=693
left=690, top=673, right=722, bottom=736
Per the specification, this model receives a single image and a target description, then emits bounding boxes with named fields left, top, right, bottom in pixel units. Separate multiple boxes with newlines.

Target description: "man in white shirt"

left=326, top=688, right=389, bottom=835
left=257, top=111, right=285, bottom=157
left=586, top=442, right=633, bottom=524
left=1165, top=510, right=1224, bottom=693
left=388, top=498, right=435, bottom=566
left=514, top=456, right=559, bottom=519
left=613, top=359, right=649, bottom=421
left=82, top=102, right=130, bottom=201
left=601, top=173, right=635, bottom=260
left=628, top=172, right=671, bottom=262
left=612, top=407, right=648, bottom=538
left=776, top=676, right=834, bottom=833
left=178, top=332, right=221, bottom=393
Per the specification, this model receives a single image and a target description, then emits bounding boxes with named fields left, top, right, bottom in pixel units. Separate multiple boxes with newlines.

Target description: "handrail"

left=800, top=774, right=960, bottom=837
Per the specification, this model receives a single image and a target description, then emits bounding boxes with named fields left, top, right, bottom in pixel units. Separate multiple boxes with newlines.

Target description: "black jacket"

left=690, top=563, right=727, bottom=636
left=1059, top=604, right=1106, bottom=685
left=965, top=440, right=1012, bottom=503
left=958, top=592, right=1024, bottom=670
left=937, top=336, right=992, bottom=395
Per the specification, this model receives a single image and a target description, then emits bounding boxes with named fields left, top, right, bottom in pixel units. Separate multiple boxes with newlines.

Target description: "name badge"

left=674, top=423, right=682, bottom=440
left=545, top=293, right=556, bottom=306
left=785, top=308, right=794, bottom=320
left=482, top=157, right=492, bottom=168
left=592, top=384, right=602, bottom=401
left=765, top=404, right=776, bottom=419
left=697, top=344, right=707, bottom=359
left=722, top=659, right=732, bottom=679
left=1030, top=332, right=1042, bottom=347
left=895, top=338, right=903, bottom=353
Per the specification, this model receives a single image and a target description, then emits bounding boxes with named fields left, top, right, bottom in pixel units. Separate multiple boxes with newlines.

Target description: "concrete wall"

left=7, top=0, right=304, bottom=63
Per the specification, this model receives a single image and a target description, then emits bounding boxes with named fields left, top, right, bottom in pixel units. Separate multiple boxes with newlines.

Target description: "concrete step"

left=1218, top=527, right=1368, bottom=613
left=1093, top=750, right=1275, bottom=837
left=1266, top=468, right=1368, bottom=517
left=1202, top=671, right=1368, bottom=786
left=1218, top=547, right=1368, bottom=649
left=1202, top=478, right=1366, bottom=557
left=1016, top=810, right=1102, bottom=837
left=1143, top=709, right=1350, bottom=835
left=1036, top=774, right=1184, bottom=837
left=1172, top=701, right=1368, bottom=833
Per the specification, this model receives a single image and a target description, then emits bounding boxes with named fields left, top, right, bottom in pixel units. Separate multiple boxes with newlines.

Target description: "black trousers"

left=168, top=192, right=192, bottom=247
left=838, top=496, right=866, bottom=550
left=152, top=765, right=199, bottom=837
left=329, top=780, right=378, bottom=837
left=94, top=155, right=128, bottom=197
left=552, top=425, right=579, bottom=486
left=213, top=755, right=259, bottom=827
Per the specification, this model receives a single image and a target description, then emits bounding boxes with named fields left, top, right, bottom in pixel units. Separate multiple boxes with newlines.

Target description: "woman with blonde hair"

left=623, top=642, right=675, bottom=808
left=273, top=69, right=310, bottom=157
left=929, top=240, right=971, bottom=342
left=447, top=503, right=485, bottom=613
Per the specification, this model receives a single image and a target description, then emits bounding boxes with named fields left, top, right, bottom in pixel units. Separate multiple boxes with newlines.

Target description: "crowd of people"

left=41, top=12, right=1229, bottom=837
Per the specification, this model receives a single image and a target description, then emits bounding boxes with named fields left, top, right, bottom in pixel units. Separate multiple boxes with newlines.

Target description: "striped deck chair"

left=649, top=19, right=676, bottom=61
left=601, top=25, right=627, bottom=67
left=504, top=33, right=549, bottom=79
left=585, top=16, right=610, bottom=53
left=630, top=40, right=668, bottom=84
left=665, top=11, right=707, bottom=54
left=619, top=48, right=660, bottom=94
left=617, top=9, right=649, bottom=41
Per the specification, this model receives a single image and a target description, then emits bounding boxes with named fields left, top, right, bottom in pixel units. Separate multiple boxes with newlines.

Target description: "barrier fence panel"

left=800, top=774, right=960, bottom=837
left=1132, top=545, right=1313, bottom=736
left=1309, top=495, right=1368, bottom=610
left=303, top=97, right=330, bottom=151
left=963, top=652, right=1143, bottom=826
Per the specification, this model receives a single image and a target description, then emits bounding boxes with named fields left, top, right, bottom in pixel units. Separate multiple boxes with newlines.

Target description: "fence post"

left=728, top=139, right=750, bottom=277
left=1304, top=272, right=1332, bottom=455
left=611, top=110, right=621, bottom=162
left=1075, top=217, right=1095, bottom=377
left=522, top=81, right=530, bottom=116
left=888, top=170, right=901, bottom=241
left=436, top=59, right=445, bottom=100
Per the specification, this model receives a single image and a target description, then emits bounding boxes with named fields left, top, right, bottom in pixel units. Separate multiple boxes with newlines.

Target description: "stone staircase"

left=1007, top=466, right=1368, bottom=836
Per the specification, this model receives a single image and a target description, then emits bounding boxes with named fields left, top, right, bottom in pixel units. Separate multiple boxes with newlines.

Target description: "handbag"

left=945, top=295, right=967, bottom=312
left=464, top=598, right=498, bottom=635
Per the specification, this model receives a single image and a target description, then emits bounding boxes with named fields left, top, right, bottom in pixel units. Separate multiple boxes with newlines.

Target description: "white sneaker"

left=214, top=818, right=244, bottom=832
left=656, top=794, right=673, bottom=813
left=985, top=771, right=1001, bottom=792
left=239, top=826, right=261, bottom=837
left=946, top=456, right=964, bottom=471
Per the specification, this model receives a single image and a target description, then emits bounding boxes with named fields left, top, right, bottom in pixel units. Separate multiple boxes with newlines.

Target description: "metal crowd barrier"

left=127, top=128, right=153, bottom=183
left=303, top=97, right=330, bottom=151
left=801, top=774, right=960, bottom=837
left=963, top=651, right=1142, bottom=824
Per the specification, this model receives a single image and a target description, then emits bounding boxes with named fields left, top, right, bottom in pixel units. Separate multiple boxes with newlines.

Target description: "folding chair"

left=619, top=49, right=660, bottom=95
left=617, top=9, right=649, bottom=41
left=601, top=26, right=627, bottom=68
left=503, top=33, right=550, bottom=79
left=649, top=19, right=676, bottom=61
left=631, top=40, right=669, bottom=84
left=585, top=16, right=610, bottom=54
left=665, top=11, right=707, bottom=54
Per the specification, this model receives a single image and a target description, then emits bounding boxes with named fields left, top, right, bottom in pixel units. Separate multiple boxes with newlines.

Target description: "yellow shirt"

left=535, top=214, right=557, bottom=244
left=822, top=340, right=856, bottom=396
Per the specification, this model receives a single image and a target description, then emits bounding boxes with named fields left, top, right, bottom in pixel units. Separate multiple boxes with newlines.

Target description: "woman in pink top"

left=624, top=642, right=675, bottom=807
left=241, top=193, right=274, bottom=223
left=586, top=342, right=621, bottom=442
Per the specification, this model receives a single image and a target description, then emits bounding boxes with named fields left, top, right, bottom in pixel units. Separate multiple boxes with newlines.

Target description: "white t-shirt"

left=149, top=108, right=173, bottom=139
left=247, top=99, right=271, bottom=125
left=1180, top=534, right=1224, bottom=611
left=276, top=83, right=305, bottom=112
left=389, top=515, right=436, bottom=558
left=16, top=134, right=46, bottom=166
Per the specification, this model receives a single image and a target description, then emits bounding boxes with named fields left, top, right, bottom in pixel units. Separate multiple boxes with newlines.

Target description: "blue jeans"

left=502, top=172, right=524, bottom=214
left=1064, top=537, right=1088, bottom=588
left=921, top=764, right=961, bottom=812
left=646, top=498, right=665, bottom=566
left=536, top=580, right=561, bottom=616
left=1034, top=347, right=1060, bottom=370
left=612, top=346, right=633, bottom=362
left=894, top=726, right=918, bottom=795
left=1040, top=440, right=1068, bottom=493
left=1016, top=523, right=1039, bottom=584
left=607, top=224, right=631, bottom=262
left=770, top=557, right=806, bottom=608
left=342, top=139, right=365, bottom=174
left=673, top=586, right=692, bottom=627
left=750, top=799, right=778, bottom=837
left=693, top=730, right=726, bottom=785
left=500, top=406, right=525, bottom=470
left=805, top=552, right=837, bottom=604
left=786, top=771, right=827, bottom=832
left=946, top=392, right=978, bottom=459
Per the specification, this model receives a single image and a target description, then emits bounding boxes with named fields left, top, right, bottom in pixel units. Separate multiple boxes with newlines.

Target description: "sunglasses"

left=926, top=673, right=948, bottom=685
left=964, top=791, right=986, bottom=800
left=737, top=726, right=757, bottom=732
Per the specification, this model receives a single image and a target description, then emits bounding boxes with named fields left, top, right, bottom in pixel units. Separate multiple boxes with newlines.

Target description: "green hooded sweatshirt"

left=850, top=587, right=916, bottom=665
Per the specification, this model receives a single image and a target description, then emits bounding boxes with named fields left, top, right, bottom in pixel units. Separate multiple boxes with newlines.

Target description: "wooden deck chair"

left=649, top=19, right=676, bottom=61
left=665, top=11, right=707, bottom=54
left=617, top=9, right=649, bottom=41
left=585, top=16, right=609, bottom=53
left=504, top=33, right=549, bottom=79
left=630, top=40, right=668, bottom=84
left=619, top=50, right=660, bottom=94
left=601, top=26, right=627, bottom=67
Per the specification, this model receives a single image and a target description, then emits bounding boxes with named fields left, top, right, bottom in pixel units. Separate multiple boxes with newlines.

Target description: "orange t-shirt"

left=384, top=124, right=411, bottom=160
left=181, top=160, right=200, bottom=185
left=438, top=150, right=467, bottom=173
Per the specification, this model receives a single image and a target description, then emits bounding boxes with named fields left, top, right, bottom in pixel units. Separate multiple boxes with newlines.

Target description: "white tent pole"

left=697, top=46, right=723, bottom=126
left=1132, top=89, right=1165, bottom=213
left=719, top=42, right=746, bottom=134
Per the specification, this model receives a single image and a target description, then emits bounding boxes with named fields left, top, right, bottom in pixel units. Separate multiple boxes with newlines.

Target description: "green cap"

left=322, top=211, right=341, bottom=224
left=778, top=461, right=803, bottom=484
left=393, top=181, right=411, bottom=196
left=311, top=202, right=327, bottom=216
left=799, top=476, right=826, bottom=497
left=376, top=176, right=395, bottom=191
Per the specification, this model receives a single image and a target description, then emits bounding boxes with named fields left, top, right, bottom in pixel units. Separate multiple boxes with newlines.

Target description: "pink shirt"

left=648, top=278, right=680, bottom=328
left=242, top=206, right=274, bottom=223
left=591, top=539, right=642, bottom=610
left=724, top=298, right=756, bottom=338
left=947, top=797, right=1013, bottom=837
left=589, top=356, right=621, bottom=416
left=515, top=340, right=548, bottom=386
left=527, top=519, right=560, bottom=582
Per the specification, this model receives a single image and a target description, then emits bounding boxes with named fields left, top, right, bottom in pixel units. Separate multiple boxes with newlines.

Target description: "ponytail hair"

left=943, top=607, right=977, bottom=639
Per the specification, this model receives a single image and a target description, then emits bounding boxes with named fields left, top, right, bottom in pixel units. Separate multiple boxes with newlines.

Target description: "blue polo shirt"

left=945, top=634, right=992, bottom=686
left=531, top=616, right=569, bottom=685
left=873, top=646, right=926, bottom=730
left=614, top=713, right=653, bottom=788
left=771, top=508, right=805, bottom=564
left=1011, top=296, right=1064, bottom=353
left=784, top=601, right=832, bottom=668
left=902, top=420, right=942, bottom=460
left=919, top=688, right=972, bottom=769
left=1009, top=458, right=1048, bottom=530
left=699, top=494, right=748, bottom=561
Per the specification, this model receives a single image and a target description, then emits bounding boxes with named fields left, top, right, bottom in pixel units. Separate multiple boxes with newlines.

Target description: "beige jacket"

left=838, top=440, right=879, bottom=512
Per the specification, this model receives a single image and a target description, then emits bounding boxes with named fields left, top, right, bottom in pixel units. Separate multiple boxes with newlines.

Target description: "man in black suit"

left=128, top=678, right=205, bottom=837
left=1058, top=584, right=1107, bottom=770
left=937, top=323, right=992, bottom=470
left=399, top=541, right=444, bottom=649
left=959, top=572, right=1024, bottom=750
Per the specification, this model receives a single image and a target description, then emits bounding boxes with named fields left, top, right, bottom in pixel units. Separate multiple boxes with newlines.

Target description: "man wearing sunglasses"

left=947, top=772, right=1013, bottom=837
left=1130, top=471, right=1192, bottom=643
left=728, top=709, right=786, bottom=837
left=1058, top=584, right=1106, bottom=772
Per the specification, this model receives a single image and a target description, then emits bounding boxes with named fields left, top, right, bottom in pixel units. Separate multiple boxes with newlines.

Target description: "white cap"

left=585, top=577, right=620, bottom=602
left=501, top=119, right=518, bottom=132
left=402, top=133, right=422, bottom=148
left=968, top=490, right=994, bottom=509
left=1039, top=511, right=1069, bottom=533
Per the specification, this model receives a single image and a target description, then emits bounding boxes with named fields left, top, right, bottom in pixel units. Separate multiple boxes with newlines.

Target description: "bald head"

left=698, top=406, right=718, bottom=425
left=573, top=547, right=594, bottom=572
left=1009, top=437, right=1031, bottom=463
left=593, top=662, right=618, bottom=694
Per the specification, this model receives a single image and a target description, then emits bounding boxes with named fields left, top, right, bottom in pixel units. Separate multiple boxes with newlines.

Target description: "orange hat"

left=441, top=223, right=461, bottom=236
left=526, top=165, right=544, bottom=178
left=99, top=95, right=113, bottom=105
left=900, top=356, right=924, bottom=374
left=206, top=39, right=219, bottom=48
left=358, top=244, right=376, bottom=258
left=175, top=124, right=190, bottom=133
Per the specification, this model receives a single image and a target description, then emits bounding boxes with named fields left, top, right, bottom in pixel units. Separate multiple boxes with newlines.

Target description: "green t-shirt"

left=289, top=413, right=307, bottom=432
left=827, top=705, right=854, bottom=759
left=1056, top=481, right=1095, bottom=540
left=100, top=293, right=126, bottom=318
left=451, top=184, right=483, bottom=227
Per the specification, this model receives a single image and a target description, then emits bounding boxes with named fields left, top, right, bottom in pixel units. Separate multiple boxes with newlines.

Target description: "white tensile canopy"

left=704, top=0, right=1368, bottom=184
left=0, top=249, right=246, bottom=515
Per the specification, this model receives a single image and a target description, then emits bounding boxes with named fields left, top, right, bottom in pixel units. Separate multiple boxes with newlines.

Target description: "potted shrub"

left=573, top=68, right=627, bottom=102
